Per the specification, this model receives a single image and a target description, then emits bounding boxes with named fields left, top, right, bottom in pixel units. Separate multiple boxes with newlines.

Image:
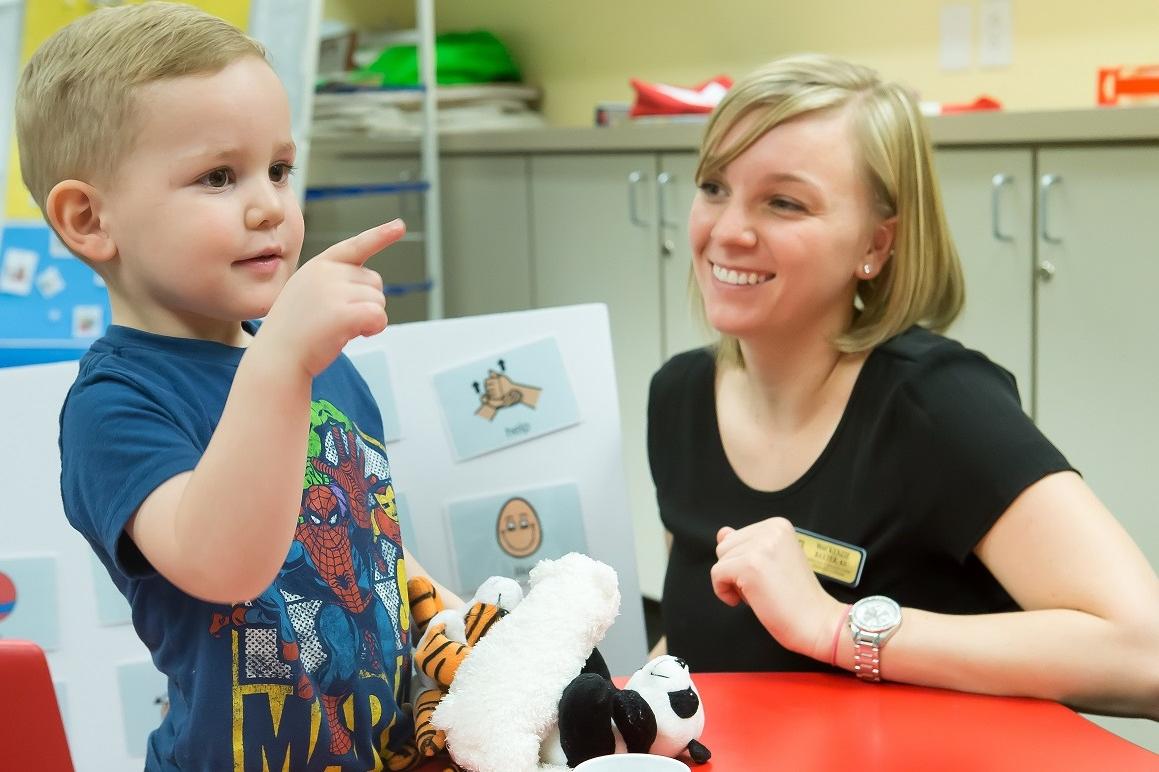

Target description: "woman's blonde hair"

left=16, top=2, right=267, bottom=213
left=694, top=54, right=963, bottom=365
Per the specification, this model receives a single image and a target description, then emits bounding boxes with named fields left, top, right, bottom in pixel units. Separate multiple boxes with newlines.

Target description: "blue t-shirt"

left=59, top=324, right=414, bottom=771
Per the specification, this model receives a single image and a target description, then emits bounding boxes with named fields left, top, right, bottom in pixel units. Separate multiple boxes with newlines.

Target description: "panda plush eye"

left=668, top=687, right=700, bottom=719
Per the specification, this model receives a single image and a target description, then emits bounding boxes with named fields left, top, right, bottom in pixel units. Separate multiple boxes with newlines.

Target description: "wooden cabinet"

left=658, top=153, right=714, bottom=360
left=936, top=144, right=1159, bottom=569
left=936, top=149, right=1035, bottom=411
left=1034, top=147, right=1159, bottom=565
left=440, top=155, right=534, bottom=317
left=937, top=146, right=1159, bottom=751
left=528, top=153, right=668, bottom=598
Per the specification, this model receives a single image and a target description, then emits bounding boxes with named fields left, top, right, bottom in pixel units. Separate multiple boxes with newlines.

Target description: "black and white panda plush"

left=555, top=654, right=712, bottom=768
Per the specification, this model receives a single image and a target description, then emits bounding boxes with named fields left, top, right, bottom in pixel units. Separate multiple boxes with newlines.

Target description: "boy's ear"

left=44, top=180, right=117, bottom=264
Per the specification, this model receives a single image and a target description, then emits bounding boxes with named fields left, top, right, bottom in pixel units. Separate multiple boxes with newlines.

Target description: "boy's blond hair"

left=694, top=54, right=964, bottom=365
left=15, top=2, right=266, bottom=213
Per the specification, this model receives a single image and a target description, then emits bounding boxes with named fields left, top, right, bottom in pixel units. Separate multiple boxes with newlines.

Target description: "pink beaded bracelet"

left=829, top=603, right=853, bottom=666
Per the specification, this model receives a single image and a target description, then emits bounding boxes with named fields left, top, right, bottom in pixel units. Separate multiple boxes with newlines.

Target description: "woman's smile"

left=711, top=262, right=775, bottom=286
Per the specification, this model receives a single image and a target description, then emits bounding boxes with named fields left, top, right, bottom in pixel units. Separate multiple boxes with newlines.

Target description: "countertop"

left=310, top=105, right=1159, bottom=157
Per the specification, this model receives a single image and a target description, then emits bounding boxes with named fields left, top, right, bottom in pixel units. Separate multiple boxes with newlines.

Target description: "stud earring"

left=863, top=264, right=873, bottom=275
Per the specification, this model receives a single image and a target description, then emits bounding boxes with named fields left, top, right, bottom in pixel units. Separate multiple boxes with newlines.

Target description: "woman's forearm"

left=831, top=606, right=1159, bottom=719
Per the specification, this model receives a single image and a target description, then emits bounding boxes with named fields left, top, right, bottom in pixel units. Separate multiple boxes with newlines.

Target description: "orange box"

left=1098, top=65, right=1159, bottom=106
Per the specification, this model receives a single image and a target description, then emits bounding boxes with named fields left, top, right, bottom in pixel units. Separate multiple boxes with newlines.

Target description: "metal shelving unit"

left=303, top=0, right=444, bottom=321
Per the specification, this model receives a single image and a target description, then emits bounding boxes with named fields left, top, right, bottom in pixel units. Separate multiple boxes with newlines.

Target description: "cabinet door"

left=659, top=152, right=714, bottom=360
left=303, top=152, right=429, bottom=324
left=440, top=155, right=534, bottom=318
left=935, top=149, right=1035, bottom=412
left=529, top=153, right=668, bottom=598
left=1035, top=146, right=1159, bottom=752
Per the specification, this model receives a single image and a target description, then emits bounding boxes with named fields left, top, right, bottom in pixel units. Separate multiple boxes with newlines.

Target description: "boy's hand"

left=260, top=220, right=404, bottom=378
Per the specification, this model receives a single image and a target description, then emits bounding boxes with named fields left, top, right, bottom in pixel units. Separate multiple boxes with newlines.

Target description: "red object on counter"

left=1098, top=66, right=1159, bottom=106
left=931, top=96, right=1003, bottom=114
left=629, top=75, right=733, bottom=117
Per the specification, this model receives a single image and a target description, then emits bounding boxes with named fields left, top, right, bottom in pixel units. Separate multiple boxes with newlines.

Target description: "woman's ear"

left=43, top=180, right=117, bottom=264
left=860, top=216, right=897, bottom=279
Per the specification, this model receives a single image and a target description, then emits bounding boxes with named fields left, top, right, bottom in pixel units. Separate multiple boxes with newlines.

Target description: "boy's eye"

left=698, top=181, right=724, bottom=197
left=200, top=168, right=234, bottom=188
left=269, top=162, right=295, bottom=183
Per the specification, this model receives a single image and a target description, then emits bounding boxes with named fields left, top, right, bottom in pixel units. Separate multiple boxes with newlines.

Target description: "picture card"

left=72, top=304, right=104, bottom=338
left=36, top=265, right=66, bottom=299
left=0, top=556, right=60, bottom=651
left=116, top=660, right=168, bottom=758
left=432, top=337, right=580, bottom=461
left=0, top=247, right=38, bottom=296
left=350, top=349, right=402, bottom=443
left=445, top=481, right=588, bottom=594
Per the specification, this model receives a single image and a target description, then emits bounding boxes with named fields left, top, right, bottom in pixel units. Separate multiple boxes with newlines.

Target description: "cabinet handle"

left=991, top=174, right=1014, bottom=241
left=657, top=172, right=678, bottom=229
left=1037, top=260, right=1056, bottom=281
left=1039, top=174, right=1063, bottom=244
left=628, top=171, right=649, bottom=227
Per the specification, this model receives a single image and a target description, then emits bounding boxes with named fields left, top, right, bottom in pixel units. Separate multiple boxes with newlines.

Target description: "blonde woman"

left=648, top=55, right=1159, bottom=720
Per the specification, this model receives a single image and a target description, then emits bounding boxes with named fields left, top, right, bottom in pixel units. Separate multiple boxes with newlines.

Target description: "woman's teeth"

left=712, top=263, right=772, bottom=286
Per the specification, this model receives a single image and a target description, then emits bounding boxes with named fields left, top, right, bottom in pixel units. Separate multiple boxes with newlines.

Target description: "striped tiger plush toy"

left=406, top=575, right=524, bottom=767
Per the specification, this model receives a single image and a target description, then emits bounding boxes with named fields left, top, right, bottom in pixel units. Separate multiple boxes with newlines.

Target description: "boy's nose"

left=245, top=182, right=286, bottom=230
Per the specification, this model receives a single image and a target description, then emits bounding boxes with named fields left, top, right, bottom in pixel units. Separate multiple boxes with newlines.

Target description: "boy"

left=16, top=4, right=452, bottom=769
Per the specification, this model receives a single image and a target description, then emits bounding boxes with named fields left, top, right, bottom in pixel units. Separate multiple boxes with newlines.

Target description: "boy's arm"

left=404, top=547, right=464, bottom=610
left=127, top=222, right=404, bottom=603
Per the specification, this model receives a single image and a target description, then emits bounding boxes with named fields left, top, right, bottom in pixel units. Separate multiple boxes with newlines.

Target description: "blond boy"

left=17, top=3, right=446, bottom=768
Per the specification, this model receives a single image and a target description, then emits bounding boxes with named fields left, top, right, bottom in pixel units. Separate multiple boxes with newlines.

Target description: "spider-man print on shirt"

left=207, top=400, right=414, bottom=769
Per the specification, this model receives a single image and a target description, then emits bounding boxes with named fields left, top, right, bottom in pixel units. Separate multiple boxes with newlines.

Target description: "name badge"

left=795, top=528, right=866, bottom=587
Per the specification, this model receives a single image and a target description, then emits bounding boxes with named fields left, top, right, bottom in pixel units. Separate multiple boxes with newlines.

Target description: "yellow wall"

left=5, top=1, right=250, bottom=221
left=327, top=0, right=1159, bottom=126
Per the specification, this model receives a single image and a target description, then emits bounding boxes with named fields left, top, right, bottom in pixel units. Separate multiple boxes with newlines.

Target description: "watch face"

left=851, top=596, right=901, bottom=633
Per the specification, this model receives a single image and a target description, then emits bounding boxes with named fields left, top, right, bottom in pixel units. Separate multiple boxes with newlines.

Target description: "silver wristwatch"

left=848, top=595, right=902, bottom=683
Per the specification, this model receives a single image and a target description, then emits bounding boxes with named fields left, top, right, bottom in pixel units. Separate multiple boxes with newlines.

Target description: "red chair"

left=0, top=640, right=75, bottom=771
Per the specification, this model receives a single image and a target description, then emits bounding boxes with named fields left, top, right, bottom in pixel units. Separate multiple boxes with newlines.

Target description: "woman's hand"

left=711, top=517, right=845, bottom=663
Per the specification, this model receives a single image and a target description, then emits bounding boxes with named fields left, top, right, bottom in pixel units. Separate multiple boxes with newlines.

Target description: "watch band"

left=852, top=636, right=882, bottom=682
left=848, top=595, right=901, bottom=684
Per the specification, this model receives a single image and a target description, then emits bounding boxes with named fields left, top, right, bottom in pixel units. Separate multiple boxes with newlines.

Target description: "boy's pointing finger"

left=318, top=219, right=406, bottom=265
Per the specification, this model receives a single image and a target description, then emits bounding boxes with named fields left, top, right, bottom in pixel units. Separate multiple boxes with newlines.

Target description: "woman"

left=648, top=54, right=1159, bottom=719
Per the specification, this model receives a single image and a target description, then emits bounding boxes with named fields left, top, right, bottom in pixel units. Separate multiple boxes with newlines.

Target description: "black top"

left=648, top=326, right=1073, bottom=673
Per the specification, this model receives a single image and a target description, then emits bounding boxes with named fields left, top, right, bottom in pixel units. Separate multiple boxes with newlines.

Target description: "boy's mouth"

left=236, top=249, right=284, bottom=273
left=236, top=248, right=283, bottom=264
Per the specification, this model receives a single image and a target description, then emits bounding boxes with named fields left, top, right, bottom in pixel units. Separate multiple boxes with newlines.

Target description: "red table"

left=418, top=672, right=1157, bottom=771
left=679, top=673, right=1156, bottom=771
